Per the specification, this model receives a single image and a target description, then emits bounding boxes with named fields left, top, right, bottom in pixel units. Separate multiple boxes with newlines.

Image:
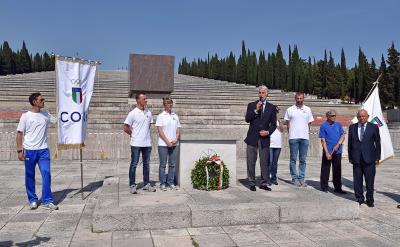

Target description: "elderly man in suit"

left=245, top=85, right=277, bottom=191
left=348, top=109, right=381, bottom=207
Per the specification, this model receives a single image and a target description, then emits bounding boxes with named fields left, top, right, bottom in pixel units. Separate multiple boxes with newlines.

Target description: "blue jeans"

left=24, top=149, right=53, bottom=204
left=269, top=148, right=281, bottom=183
left=129, top=146, right=151, bottom=187
left=289, top=139, right=309, bottom=181
left=158, top=146, right=178, bottom=186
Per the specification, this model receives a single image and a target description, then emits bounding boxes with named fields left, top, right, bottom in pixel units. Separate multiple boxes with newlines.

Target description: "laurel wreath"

left=190, top=155, right=230, bottom=190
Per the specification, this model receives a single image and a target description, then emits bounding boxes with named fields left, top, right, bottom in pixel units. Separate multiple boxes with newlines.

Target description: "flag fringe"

left=58, top=144, right=85, bottom=150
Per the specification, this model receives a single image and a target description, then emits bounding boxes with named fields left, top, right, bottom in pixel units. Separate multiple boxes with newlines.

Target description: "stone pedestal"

left=178, top=132, right=237, bottom=189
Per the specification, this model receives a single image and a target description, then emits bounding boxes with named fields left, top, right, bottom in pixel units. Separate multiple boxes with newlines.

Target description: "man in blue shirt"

left=319, top=110, right=346, bottom=193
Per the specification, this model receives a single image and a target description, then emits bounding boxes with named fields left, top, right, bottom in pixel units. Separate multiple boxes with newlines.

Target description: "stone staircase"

left=0, top=71, right=367, bottom=160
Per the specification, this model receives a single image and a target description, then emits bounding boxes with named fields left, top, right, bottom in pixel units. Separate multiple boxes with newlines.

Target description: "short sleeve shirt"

left=156, top=111, right=181, bottom=146
left=17, top=110, right=56, bottom=150
left=124, top=107, right=153, bottom=147
left=270, top=120, right=282, bottom=148
left=319, top=121, right=345, bottom=154
left=284, top=105, right=314, bottom=140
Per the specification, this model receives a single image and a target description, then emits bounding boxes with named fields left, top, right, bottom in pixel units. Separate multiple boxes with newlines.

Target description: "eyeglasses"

left=36, top=98, right=45, bottom=102
left=329, top=115, right=336, bottom=117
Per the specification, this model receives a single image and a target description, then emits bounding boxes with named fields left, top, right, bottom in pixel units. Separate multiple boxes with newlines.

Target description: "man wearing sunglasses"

left=318, top=110, right=346, bottom=193
left=16, top=93, right=58, bottom=210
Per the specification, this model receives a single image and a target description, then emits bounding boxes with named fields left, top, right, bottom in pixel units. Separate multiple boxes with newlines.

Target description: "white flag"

left=352, top=83, right=394, bottom=162
left=56, top=59, right=96, bottom=148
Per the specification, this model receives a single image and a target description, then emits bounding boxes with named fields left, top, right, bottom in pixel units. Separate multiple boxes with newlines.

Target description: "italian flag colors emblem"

left=72, top=87, right=83, bottom=104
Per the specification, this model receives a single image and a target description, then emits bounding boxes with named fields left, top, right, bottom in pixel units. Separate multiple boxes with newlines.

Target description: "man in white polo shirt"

left=16, top=92, right=59, bottom=210
left=284, top=92, right=314, bottom=187
left=123, top=92, right=156, bottom=193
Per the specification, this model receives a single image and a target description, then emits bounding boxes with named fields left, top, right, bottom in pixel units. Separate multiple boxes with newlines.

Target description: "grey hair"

left=258, top=85, right=268, bottom=92
left=326, top=109, right=337, bottom=117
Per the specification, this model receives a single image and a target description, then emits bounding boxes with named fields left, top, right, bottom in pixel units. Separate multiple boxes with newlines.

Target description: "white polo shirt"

left=284, top=104, right=314, bottom=140
left=17, top=110, right=57, bottom=150
left=124, top=107, right=153, bottom=147
left=156, top=111, right=181, bottom=146
left=270, top=120, right=282, bottom=148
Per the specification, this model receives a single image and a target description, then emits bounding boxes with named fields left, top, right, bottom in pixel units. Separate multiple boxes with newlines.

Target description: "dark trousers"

left=320, top=153, right=342, bottom=191
left=353, top=156, right=376, bottom=203
left=247, top=140, right=270, bottom=187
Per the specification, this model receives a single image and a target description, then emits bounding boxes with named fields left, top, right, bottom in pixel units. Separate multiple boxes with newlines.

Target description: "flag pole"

left=362, top=73, right=383, bottom=105
left=80, top=147, right=84, bottom=200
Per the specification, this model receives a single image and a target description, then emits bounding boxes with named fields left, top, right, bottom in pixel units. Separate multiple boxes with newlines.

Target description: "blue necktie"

left=360, top=124, right=365, bottom=142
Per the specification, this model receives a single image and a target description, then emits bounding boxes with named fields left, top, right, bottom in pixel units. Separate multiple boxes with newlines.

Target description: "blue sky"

left=1, top=0, right=399, bottom=70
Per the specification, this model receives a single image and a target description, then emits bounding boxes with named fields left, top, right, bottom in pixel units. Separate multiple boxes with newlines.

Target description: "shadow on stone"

left=14, top=235, right=50, bottom=246
left=376, top=191, right=400, bottom=203
left=306, top=179, right=356, bottom=202
left=0, top=240, right=13, bottom=247
left=238, top=178, right=250, bottom=189
left=53, top=179, right=106, bottom=203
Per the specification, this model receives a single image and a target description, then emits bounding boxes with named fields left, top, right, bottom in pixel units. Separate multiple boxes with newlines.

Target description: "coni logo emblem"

left=71, top=79, right=83, bottom=105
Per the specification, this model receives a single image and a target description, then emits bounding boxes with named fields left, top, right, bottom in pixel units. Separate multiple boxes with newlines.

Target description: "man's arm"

left=245, top=102, right=259, bottom=123
left=123, top=124, right=132, bottom=136
left=348, top=125, right=353, bottom=163
left=321, top=138, right=331, bottom=160
left=157, top=126, right=173, bottom=147
left=286, top=120, right=290, bottom=133
left=267, top=106, right=277, bottom=134
left=332, top=133, right=345, bottom=153
left=375, top=125, right=381, bottom=164
left=171, top=127, right=181, bottom=145
left=16, top=131, right=24, bottom=161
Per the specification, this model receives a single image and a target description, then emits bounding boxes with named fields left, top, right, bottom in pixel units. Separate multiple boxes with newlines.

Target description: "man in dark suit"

left=348, top=109, right=381, bottom=207
left=245, top=85, right=277, bottom=191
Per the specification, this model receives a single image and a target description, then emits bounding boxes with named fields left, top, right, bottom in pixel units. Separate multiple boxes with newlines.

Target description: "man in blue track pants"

left=16, top=93, right=58, bottom=210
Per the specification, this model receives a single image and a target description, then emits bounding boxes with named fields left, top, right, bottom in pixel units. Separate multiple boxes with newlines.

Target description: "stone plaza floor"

left=0, top=154, right=399, bottom=247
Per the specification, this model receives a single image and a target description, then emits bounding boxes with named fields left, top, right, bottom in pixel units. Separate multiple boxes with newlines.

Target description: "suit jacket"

left=244, top=100, right=277, bottom=148
left=348, top=122, right=381, bottom=164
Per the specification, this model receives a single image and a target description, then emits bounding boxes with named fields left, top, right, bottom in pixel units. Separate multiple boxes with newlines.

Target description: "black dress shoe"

left=334, top=189, right=347, bottom=194
left=397, top=205, right=400, bottom=209
left=273, top=181, right=278, bottom=185
left=321, top=189, right=328, bottom=193
left=260, top=185, right=272, bottom=191
left=357, top=200, right=365, bottom=205
left=366, top=202, right=374, bottom=208
left=250, top=185, right=256, bottom=191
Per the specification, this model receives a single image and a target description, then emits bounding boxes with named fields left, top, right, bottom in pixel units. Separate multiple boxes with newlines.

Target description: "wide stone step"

left=91, top=177, right=359, bottom=232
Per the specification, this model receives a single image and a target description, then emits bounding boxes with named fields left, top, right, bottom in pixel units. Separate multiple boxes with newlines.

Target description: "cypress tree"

left=386, top=42, right=400, bottom=106
left=19, top=41, right=32, bottom=73
left=43, top=52, right=52, bottom=71
left=275, top=43, right=286, bottom=90
left=33, top=53, right=43, bottom=72
left=266, top=53, right=275, bottom=88
left=237, top=41, right=247, bottom=84
left=2, top=41, right=16, bottom=75
left=379, top=54, right=394, bottom=108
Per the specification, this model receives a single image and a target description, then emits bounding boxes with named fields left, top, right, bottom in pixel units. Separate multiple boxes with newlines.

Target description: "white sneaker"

left=130, top=185, right=138, bottom=194
left=29, top=201, right=38, bottom=210
left=143, top=184, right=156, bottom=192
left=299, top=180, right=308, bottom=187
left=160, top=184, right=167, bottom=191
left=169, top=185, right=178, bottom=190
left=42, top=203, right=59, bottom=210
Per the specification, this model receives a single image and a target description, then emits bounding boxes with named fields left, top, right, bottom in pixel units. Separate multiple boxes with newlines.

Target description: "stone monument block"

left=129, top=54, right=174, bottom=98
left=178, top=139, right=237, bottom=189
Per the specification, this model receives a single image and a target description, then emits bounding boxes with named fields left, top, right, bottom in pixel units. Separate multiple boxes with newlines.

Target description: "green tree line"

left=179, top=41, right=400, bottom=109
left=0, top=40, right=55, bottom=76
